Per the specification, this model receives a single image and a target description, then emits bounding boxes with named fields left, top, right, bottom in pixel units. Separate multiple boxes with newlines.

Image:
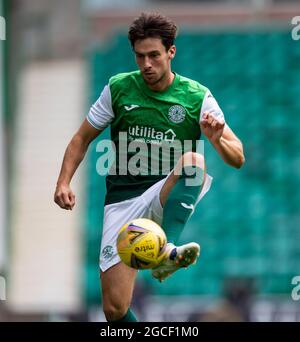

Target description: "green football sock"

left=109, top=308, right=138, bottom=322
left=162, top=166, right=204, bottom=245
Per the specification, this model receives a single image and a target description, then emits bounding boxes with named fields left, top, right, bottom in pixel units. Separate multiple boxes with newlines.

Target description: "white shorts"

left=99, top=173, right=213, bottom=272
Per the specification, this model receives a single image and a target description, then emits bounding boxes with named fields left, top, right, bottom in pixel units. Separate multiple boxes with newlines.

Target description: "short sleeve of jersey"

left=200, top=90, right=225, bottom=123
left=87, top=85, right=114, bottom=130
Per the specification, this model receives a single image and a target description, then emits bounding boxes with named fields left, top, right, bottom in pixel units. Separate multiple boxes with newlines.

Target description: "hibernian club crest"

left=168, top=105, right=186, bottom=123
left=102, top=245, right=114, bottom=260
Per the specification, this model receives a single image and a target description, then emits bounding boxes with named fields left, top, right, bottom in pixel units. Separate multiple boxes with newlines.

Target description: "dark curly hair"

left=128, top=12, right=178, bottom=51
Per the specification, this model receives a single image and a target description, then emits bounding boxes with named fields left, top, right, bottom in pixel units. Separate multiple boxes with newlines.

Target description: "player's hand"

left=200, top=111, right=225, bottom=142
left=54, top=183, right=75, bottom=210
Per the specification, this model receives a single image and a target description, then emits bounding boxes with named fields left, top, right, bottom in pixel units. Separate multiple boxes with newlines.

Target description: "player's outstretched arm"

left=54, top=119, right=102, bottom=210
left=200, top=112, right=245, bottom=169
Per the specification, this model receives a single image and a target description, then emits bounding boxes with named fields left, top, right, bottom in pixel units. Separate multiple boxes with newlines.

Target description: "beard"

left=142, top=71, right=166, bottom=86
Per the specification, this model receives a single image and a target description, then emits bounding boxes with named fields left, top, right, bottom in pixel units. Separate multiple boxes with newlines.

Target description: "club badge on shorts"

left=102, top=245, right=114, bottom=260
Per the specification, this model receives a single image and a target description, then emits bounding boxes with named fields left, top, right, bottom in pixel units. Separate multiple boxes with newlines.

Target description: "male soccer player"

left=54, top=12, right=245, bottom=322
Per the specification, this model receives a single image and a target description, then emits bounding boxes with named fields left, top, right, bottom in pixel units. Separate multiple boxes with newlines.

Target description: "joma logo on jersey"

left=128, top=125, right=176, bottom=143
left=124, top=104, right=140, bottom=111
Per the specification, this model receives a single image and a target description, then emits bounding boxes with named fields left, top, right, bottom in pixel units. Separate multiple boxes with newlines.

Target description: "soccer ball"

left=117, top=218, right=167, bottom=270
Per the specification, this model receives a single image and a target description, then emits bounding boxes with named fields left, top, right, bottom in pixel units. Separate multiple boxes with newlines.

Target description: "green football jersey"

left=103, top=70, right=208, bottom=205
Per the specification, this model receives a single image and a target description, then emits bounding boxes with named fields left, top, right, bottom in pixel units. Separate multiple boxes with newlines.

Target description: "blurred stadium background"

left=1, top=0, right=300, bottom=322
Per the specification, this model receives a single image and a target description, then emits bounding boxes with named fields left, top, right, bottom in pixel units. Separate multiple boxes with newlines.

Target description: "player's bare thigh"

left=101, top=261, right=137, bottom=320
left=159, top=152, right=206, bottom=207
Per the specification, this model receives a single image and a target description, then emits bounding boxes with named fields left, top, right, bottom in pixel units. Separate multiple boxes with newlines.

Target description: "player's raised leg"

left=101, top=262, right=138, bottom=322
left=152, top=151, right=205, bottom=281
left=160, top=151, right=206, bottom=242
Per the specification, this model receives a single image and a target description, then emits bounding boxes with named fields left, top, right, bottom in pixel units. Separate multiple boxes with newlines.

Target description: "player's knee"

left=103, top=302, right=129, bottom=321
left=180, top=152, right=205, bottom=170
